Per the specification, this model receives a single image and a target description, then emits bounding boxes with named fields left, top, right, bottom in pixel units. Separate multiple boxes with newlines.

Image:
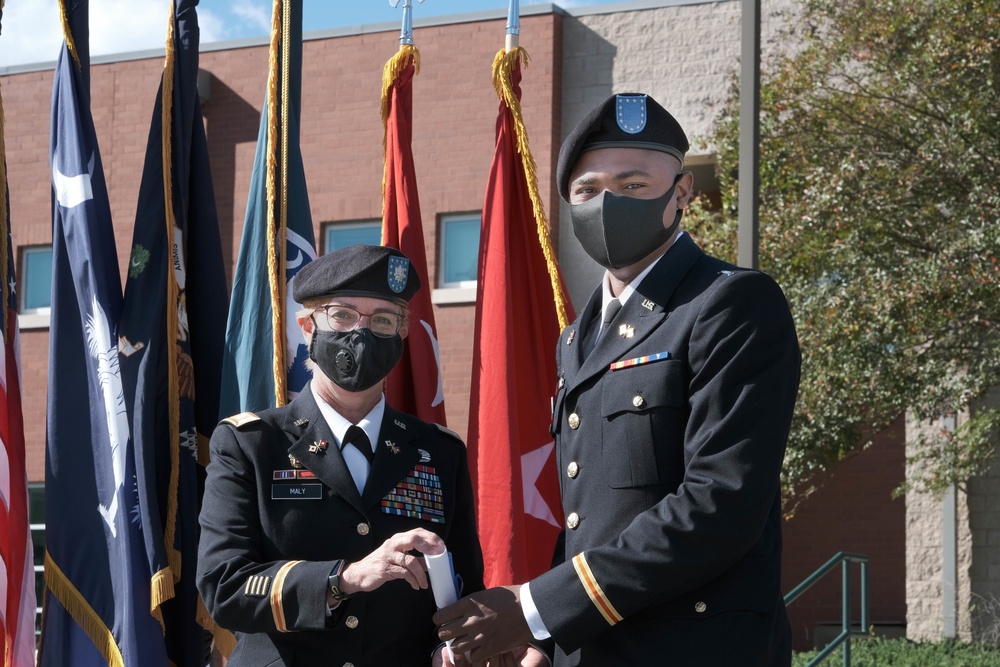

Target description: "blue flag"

left=219, top=0, right=315, bottom=417
left=118, top=0, right=228, bottom=663
left=41, top=1, right=167, bottom=665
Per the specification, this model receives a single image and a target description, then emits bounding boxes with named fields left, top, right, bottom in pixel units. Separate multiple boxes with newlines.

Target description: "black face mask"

left=570, top=178, right=683, bottom=269
left=309, top=327, right=403, bottom=392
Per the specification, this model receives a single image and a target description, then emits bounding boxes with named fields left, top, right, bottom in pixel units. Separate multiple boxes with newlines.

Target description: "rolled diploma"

left=425, top=550, right=460, bottom=662
left=425, top=550, right=459, bottom=608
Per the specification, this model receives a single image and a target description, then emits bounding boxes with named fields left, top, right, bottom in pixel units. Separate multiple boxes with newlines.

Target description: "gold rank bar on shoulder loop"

left=610, top=351, right=670, bottom=371
left=273, top=469, right=318, bottom=480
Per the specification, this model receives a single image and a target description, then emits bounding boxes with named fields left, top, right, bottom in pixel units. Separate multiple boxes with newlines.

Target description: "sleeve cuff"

left=520, top=582, right=552, bottom=640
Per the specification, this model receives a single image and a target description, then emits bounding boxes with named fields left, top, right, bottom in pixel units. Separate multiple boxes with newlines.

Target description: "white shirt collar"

left=309, top=382, right=384, bottom=456
left=600, top=231, right=684, bottom=311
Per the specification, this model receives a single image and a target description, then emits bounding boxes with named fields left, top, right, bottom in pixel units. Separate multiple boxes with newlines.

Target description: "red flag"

left=380, top=45, right=448, bottom=426
left=469, top=49, right=574, bottom=587
left=1, top=126, right=37, bottom=667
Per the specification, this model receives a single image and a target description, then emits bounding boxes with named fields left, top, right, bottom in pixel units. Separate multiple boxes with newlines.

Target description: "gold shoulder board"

left=222, top=412, right=260, bottom=429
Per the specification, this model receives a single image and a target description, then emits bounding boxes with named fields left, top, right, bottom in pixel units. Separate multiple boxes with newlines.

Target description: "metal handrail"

left=784, top=552, right=870, bottom=667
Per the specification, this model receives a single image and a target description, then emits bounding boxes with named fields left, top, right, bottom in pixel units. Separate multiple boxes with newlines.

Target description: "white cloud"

left=0, top=1, right=63, bottom=68
left=0, top=0, right=257, bottom=69
left=229, top=0, right=271, bottom=33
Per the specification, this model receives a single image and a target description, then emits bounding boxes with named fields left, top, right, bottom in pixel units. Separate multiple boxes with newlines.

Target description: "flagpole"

left=390, top=0, right=425, bottom=47
left=506, top=0, right=519, bottom=51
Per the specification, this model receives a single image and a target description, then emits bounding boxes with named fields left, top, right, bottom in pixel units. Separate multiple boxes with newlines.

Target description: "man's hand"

left=433, top=585, right=535, bottom=663
left=339, top=528, right=444, bottom=595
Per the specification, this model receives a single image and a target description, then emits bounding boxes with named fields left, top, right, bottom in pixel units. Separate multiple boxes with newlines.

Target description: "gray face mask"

left=570, top=178, right=682, bottom=269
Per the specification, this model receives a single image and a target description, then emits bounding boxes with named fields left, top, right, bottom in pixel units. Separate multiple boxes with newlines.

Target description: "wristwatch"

left=327, top=560, right=351, bottom=601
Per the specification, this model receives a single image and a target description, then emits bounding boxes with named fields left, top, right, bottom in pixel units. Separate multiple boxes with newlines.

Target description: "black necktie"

left=344, top=425, right=374, bottom=466
left=584, top=298, right=622, bottom=357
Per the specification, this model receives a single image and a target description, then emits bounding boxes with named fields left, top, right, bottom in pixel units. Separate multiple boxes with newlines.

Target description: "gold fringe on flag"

left=379, top=44, right=420, bottom=207
left=44, top=552, right=125, bottom=667
left=265, top=0, right=289, bottom=407
left=197, top=596, right=237, bottom=658
left=149, top=566, right=175, bottom=628
left=57, top=0, right=82, bottom=71
left=159, top=0, right=183, bottom=600
left=491, top=47, right=571, bottom=330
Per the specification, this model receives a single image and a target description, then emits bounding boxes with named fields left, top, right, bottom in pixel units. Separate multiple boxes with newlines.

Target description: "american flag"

left=0, top=87, right=38, bottom=666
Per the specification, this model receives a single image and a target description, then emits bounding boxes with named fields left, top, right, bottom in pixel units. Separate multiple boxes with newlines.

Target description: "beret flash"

left=556, top=93, right=690, bottom=200
left=292, top=244, right=421, bottom=305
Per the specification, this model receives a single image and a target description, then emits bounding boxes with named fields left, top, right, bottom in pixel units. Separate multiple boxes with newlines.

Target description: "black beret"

left=292, top=244, right=421, bottom=305
left=556, top=93, right=689, bottom=200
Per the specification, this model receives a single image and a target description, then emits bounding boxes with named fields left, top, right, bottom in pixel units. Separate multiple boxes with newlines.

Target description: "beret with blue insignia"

left=557, top=93, right=690, bottom=201
left=292, top=244, right=421, bottom=306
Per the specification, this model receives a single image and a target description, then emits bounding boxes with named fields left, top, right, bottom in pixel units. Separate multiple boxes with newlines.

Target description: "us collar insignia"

left=386, top=440, right=401, bottom=455
left=641, top=299, right=655, bottom=311
left=293, top=418, right=309, bottom=427
left=619, top=324, right=635, bottom=339
left=418, top=448, right=431, bottom=463
left=308, top=440, right=328, bottom=454
left=394, top=418, right=407, bottom=430
left=566, top=329, right=576, bottom=345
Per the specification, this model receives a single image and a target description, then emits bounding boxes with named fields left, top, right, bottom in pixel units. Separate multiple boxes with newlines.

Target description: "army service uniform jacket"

left=197, top=388, right=484, bottom=667
left=531, top=234, right=801, bottom=666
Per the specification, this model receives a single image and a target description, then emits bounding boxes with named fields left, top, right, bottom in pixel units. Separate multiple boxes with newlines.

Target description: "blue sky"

left=0, top=0, right=619, bottom=69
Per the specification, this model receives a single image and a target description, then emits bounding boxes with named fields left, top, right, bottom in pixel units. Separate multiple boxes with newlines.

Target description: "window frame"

left=321, top=220, right=382, bottom=255
left=18, top=244, right=53, bottom=330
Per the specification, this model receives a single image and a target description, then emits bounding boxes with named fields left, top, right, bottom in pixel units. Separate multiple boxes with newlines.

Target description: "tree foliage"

left=685, top=0, right=1000, bottom=503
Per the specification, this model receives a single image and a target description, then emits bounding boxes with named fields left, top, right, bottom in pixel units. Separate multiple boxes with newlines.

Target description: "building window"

left=438, top=213, right=480, bottom=289
left=323, top=221, right=381, bottom=254
left=20, top=246, right=52, bottom=312
left=28, top=483, right=44, bottom=638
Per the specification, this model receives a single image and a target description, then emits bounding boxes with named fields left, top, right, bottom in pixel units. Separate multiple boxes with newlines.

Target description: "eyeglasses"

left=312, top=304, right=404, bottom=338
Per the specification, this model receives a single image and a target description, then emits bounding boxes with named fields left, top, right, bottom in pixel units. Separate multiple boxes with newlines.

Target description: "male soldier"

left=198, top=244, right=484, bottom=666
left=435, top=93, right=801, bottom=666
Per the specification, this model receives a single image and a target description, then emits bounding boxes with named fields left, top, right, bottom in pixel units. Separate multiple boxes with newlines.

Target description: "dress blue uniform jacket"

left=197, top=387, right=484, bottom=666
left=531, top=234, right=800, bottom=666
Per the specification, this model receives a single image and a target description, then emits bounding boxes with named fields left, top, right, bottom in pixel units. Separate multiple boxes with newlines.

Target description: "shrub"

left=792, top=637, right=1000, bottom=666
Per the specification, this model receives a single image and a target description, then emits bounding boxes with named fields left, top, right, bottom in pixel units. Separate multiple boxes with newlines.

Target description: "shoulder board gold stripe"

left=572, top=553, right=624, bottom=626
left=222, top=411, right=260, bottom=428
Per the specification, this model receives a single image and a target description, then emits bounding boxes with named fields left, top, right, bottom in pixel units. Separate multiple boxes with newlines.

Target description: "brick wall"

left=4, top=12, right=562, bottom=484
left=782, top=417, right=908, bottom=650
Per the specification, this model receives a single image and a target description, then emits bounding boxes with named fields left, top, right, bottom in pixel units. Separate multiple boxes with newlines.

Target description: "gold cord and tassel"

left=491, top=47, right=571, bottom=330
left=380, top=43, right=420, bottom=212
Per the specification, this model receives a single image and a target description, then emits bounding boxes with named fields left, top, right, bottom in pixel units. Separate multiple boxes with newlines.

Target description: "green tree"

left=686, top=0, right=1000, bottom=504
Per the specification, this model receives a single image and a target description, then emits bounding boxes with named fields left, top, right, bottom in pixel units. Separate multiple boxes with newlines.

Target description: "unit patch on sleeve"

left=380, top=464, right=445, bottom=523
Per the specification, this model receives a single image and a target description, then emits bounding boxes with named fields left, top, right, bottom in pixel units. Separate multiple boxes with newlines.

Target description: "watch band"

left=327, top=560, right=351, bottom=601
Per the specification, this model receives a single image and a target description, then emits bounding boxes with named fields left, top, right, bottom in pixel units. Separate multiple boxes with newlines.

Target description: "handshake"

left=425, top=549, right=547, bottom=667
